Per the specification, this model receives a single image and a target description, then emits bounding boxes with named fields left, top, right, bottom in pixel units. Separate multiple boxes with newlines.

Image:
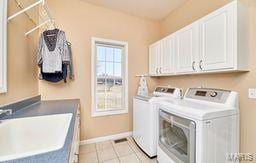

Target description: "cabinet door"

left=160, top=36, right=175, bottom=74
left=0, top=0, right=7, bottom=93
left=176, top=22, right=199, bottom=73
left=149, top=42, right=161, bottom=75
left=199, top=2, right=234, bottom=71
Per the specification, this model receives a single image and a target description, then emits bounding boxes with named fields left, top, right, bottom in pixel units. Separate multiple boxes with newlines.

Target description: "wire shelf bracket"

left=25, top=19, right=51, bottom=36
left=8, top=0, right=56, bottom=36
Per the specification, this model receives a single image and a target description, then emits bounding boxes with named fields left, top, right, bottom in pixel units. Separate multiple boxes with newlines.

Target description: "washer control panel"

left=153, top=87, right=181, bottom=98
left=185, top=88, right=231, bottom=103
left=155, top=87, right=175, bottom=94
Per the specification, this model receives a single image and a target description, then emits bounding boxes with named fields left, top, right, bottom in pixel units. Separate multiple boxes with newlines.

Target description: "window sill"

left=91, top=109, right=128, bottom=117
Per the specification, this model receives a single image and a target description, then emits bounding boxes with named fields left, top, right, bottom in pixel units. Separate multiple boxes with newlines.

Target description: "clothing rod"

left=135, top=74, right=150, bottom=77
left=8, top=0, right=43, bottom=21
left=25, top=19, right=51, bottom=36
left=14, top=0, right=37, bottom=26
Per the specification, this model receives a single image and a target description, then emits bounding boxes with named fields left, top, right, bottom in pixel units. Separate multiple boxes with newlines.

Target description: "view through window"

left=92, top=39, right=128, bottom=116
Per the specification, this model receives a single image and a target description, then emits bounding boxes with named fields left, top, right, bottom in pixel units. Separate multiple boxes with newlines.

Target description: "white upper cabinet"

left=199, top=1, right=235, bottom=71
left=149, top=37, right=175, bottom=76
left=149, top=41, right=160, bottom=75
left=148, top=0, right=249, bottom=76
left=0, top=0, right=7, bottom=93
left=175, top=22, right=199, bottom=73
left=160, top=36, right=175, bottom=74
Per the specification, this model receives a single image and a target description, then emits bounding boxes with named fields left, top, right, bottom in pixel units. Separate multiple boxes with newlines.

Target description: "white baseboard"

left=80, top=131, right=133, bottom=145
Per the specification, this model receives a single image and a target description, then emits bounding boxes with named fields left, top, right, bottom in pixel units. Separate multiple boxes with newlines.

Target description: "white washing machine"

left=133, top=87, right=182, bottom=157
left=157, top=88, right=239, bottom=163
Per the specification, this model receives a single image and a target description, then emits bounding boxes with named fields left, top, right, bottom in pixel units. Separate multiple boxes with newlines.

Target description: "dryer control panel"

left=185, top=88, right=232, bottom=104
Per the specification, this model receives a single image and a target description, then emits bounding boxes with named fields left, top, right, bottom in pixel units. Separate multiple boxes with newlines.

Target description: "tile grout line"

left=128, top=137, right=157, bottom=163
left=117, top=141, right=136, bottom=158
left=127, top=137, right=137, bottom=153
left=98, top=140, right=121, bottom=163
left=81, top=138, right=147, bottom=163
left=112, top=137, right=139, bottom=162
left=128, top=143, right=142, bottom=163
left=126, top=137, right=143, bottom=162
left=79, top=143, right=100, bottom=163
left=95, top=143, right=100, bottom=163
left=118, top=137, right=142, bottom=162
left=111, top=139, right=121, bottom=162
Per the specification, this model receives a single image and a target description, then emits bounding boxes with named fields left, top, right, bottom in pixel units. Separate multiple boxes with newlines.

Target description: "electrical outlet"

left=248, top=89, right=256, bottom=99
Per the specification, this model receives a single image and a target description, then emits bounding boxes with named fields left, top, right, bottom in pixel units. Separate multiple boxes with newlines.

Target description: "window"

left=0, top=0, right=7, bottom=93
left=91, top=37, right=128, bottom=117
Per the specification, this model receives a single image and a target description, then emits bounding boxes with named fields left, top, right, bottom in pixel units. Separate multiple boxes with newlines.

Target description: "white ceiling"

left=83, top=0, right=188, bottom=20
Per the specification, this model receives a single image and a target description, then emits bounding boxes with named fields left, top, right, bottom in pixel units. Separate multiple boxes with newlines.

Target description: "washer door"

left=133, top=98, right=156, bottom=157
left=159, top=109, right=196, bottom=163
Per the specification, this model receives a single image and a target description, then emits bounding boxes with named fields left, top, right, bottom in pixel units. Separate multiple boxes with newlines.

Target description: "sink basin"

left=0, top=113, right=72, bottom=161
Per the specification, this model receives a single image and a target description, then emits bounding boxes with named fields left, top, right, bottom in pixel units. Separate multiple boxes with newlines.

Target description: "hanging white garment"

left=137, top=76, right=149, bottom=96
left=37, top=29, right=70, bottom=73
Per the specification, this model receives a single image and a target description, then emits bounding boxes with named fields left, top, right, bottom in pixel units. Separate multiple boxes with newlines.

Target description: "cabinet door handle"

left=192, top=61, right=196, bottom=71
left=156, top=68, right=158, bottom=74
left=159, top=67, right=162, bottom=74
left=199, top=60, right=203, bottom=70
left=75, top=153, right=79, bottom=163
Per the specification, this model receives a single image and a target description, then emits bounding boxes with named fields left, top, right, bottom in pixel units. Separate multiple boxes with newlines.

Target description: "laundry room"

left=0, top=0, right=255, bottom=163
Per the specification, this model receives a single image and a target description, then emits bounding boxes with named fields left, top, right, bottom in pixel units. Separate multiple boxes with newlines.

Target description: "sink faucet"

left=0, top=109, right=13, bottom=116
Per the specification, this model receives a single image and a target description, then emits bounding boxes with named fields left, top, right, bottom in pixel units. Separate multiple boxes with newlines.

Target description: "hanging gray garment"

left=37, top=29, right=70, bottom=73
left=67, top=42, right=75, bottom=80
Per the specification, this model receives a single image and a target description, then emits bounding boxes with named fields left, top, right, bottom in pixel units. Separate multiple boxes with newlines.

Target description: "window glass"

left=106, top=47, right=114, bottom=62
left=114, top=48, right=122, bottom=62
left=97, top=46, right=105, bottom=61
left=94, top=41, right=127, bottom=116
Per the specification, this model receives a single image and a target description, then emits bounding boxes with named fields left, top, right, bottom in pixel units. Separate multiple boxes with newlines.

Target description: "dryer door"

left=159, top=109, right=196, bottom=163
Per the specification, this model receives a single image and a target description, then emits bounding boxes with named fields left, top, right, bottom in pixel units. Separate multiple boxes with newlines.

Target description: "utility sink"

left=0, top=113, right=72, bottom=162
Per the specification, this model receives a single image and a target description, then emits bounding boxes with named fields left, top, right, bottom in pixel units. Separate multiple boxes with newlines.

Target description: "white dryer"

left=157, top=88, right=239, bottom=163
left=133, top=87, right=182, bottom=157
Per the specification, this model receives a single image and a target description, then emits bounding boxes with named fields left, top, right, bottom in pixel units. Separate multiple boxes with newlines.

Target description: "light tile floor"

left=79, top=137, right=157, bottom=163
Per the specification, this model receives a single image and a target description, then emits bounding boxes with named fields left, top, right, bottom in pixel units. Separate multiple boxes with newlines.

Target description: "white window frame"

left=91, top=37, right=128, bottom=117
left=0, top=0, right=7, bottom=93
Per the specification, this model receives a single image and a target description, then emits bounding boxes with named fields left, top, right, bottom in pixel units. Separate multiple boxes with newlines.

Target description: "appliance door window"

left=159, top=109, right=196, bottom=163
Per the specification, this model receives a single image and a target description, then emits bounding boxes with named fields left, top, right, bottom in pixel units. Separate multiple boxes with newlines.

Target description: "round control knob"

left=210, top=92, right=218, bottom=97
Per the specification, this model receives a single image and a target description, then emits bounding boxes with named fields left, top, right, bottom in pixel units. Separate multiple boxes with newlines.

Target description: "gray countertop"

left=1, top=99, right=80, bottom=163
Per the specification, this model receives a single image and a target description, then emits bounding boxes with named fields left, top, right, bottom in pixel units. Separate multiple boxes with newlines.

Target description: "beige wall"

left=0, top=0, right=38, bottom=105
left=160, top=0, right=231, bottom=37
left=3, top=0, right=256, bottom=158
left=158, top=0, right=256, bottom=159
left=39, top=0, right=160, bottom=140
left=37, top=0, right=256, bottom=157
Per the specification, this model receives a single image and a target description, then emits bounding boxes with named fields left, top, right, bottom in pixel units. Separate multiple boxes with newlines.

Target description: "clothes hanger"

left=45, top=21, right=58, bottom=36
left=67, top=41, right=72, bottom=46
